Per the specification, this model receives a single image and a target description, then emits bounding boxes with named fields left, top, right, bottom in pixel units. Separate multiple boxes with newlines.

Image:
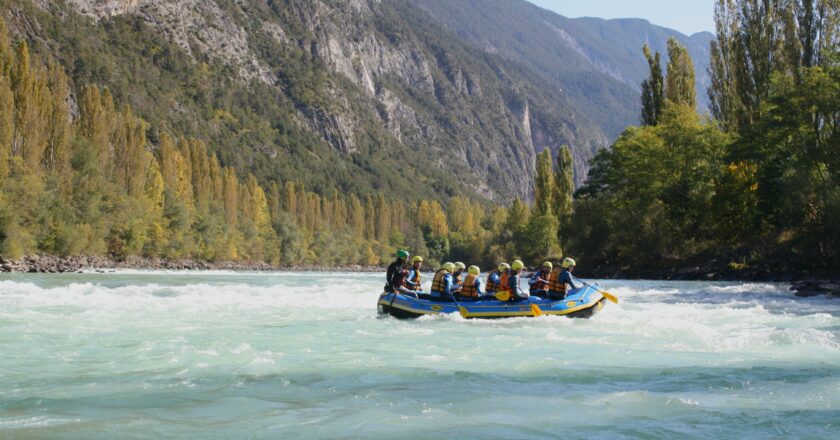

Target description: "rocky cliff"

left=7, top=0, right=609, bottom=201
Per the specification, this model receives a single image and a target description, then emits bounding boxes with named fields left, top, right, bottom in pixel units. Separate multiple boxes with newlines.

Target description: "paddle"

left=580, top=280, right=619, bottom=304
left=517, top=285, right=543, bottom=317
left=448, top=291, right=469, bottom=318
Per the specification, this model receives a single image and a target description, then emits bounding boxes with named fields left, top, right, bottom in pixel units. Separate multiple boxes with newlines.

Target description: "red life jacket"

left=460, top=274, right=479, bottom=298
left=393, top=268, right=409, bottom=289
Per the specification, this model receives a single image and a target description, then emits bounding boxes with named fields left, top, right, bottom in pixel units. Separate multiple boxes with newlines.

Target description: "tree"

left=553, top=145, right=574, bottom=247
left=533, top=149, right=554, bottom=216
left=641, top=44, right=665, bottom=125
left=709, top=0, right=788, bottom=131
left=665, top=38, right=697, bottom=108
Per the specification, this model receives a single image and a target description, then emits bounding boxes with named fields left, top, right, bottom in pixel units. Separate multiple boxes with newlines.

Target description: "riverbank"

left=577, top=258, right=839, bottom=298
left=2, top=254, right=837, bottom=298
left=0, top=254, right=384, bottom=274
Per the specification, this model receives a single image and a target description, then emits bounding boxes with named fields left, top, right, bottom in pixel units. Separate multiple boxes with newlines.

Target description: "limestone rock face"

left=55, top=0, right=608, bottom=199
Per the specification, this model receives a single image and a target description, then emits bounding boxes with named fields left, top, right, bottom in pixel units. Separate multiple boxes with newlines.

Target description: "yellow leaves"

left=417, top=200, right=449, bottom=236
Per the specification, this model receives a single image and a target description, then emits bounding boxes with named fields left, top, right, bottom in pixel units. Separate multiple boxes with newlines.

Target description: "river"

left=0, top=271, right=838, bottom=439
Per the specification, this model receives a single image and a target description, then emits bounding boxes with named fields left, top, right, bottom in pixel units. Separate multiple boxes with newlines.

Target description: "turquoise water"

left=1, top=271, right=839, bottom=439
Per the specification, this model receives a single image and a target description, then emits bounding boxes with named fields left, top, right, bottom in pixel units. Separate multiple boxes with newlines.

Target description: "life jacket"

left=431, top=269, right=449, bottom=293
left=393, top=268, right=409, bottom=289
left=453, top=272, right=463, bottom=287
left=547, top=268, right=566, bottom=293
left=498, top=270, right=512, bottom=292
left=408, top=269, right=421, bottom=287
left=460, top=274, right=479, bottom=298
left=485, top=270, right=501, bottom=292
left=531, top=270, right=549, bottom=291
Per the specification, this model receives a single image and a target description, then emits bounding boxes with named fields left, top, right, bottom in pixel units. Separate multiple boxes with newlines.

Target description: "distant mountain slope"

left=411, top=0, right=714, bottom=139
left=2, top=0, right=608, bottom=200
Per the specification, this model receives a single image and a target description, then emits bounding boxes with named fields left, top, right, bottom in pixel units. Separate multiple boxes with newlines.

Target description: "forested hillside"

left=571, top=0, right=839, bottom=278
left=0, top=10, right=577, bottom=268
left=2, top=0, right=606, bottom=200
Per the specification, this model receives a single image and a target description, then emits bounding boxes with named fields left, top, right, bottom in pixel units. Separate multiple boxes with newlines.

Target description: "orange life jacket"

left=431, top=269, right=449, bottom=293
left=498, top=270, right=512, bottom=292
left=547, top=267, right=566, bottom=293
left=531, top=269, right=550, bottom=291
left=460, top=274, right=479, bottom=298
left=408, top=269, right=421, bottom=287
left=485, top=270, right=501, bottom=292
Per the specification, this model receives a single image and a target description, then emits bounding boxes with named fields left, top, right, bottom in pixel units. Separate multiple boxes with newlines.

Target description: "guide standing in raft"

left=385, top=250, right=410, bottom=293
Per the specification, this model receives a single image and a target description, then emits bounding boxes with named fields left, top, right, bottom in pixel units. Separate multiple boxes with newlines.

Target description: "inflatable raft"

left=377, top=285, right=607, bottom=319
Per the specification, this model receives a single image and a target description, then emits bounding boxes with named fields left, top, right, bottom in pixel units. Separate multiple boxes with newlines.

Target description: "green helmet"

left=442, top=262, right=456, bottom=273
left=396, top=249, right=410, bottom=260
left=511, top=260, right=525, bottom=271
left=454, top=262, right=466, bottom=271
left=562, top=257, right=576, bottom=268
left=467, top=265, right=480, bottom=276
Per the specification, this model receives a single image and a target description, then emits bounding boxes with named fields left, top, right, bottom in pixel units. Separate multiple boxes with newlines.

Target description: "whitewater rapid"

left=1, top=271, right=838, bottom=439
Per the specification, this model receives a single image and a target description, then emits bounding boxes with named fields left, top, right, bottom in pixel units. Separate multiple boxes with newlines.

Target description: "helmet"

left=498, top=263, right=510, bottom=272
left=562, top=257, right=576, bottom=268
left=454, top=262, right=466, bottom=271
left=442, top=262, right=455, bottom=273
left=511, top=260, right=525, bottom=271
left=411, top=256, right=423, bottom=264
left=542, top=261, right=553, bottom=270
left=396, top=249, right=410, bottom=260
left=467, top=265, right=480, bottom=276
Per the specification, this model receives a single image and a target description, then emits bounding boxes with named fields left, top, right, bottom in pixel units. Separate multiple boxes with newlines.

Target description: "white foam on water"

left=2, top=273, right=840, bottom=439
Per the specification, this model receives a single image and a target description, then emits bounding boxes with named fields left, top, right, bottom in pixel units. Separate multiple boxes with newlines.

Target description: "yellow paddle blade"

left=599, top=289, right=619, bottom=304
left=458, top=306, right=469, bottom=318
left=530, top=303, right=543, bottom=317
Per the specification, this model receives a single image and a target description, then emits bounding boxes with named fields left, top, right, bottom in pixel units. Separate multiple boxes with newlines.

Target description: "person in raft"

left=385, top=249, right=410, bottom=293
left=451, top=262, right=466, bottom=287
left=551, top=257, right=582, bottom=300
left=484, top=263, right=509, bottom=298
left=455, top=265, right=484, bottom=301
left=404, top=256, right=424, bottom=292
left=528, top=261, right=553, bottom=299
left=430, top=262, right=461, bottom=300
left=495, top=260, right=530, bottom=301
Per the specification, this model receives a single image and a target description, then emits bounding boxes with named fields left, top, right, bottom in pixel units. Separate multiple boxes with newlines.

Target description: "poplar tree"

left=641, top=44, right=665, bottom=126
left=533, top=149, right=554, bottom=217
left=709, top=0, right=742, bottom=131
left=553, top=145, right=574, bottom=223
left=665, top=38, right=697, bottom=108
left=45, top=64, right=71, bottom=179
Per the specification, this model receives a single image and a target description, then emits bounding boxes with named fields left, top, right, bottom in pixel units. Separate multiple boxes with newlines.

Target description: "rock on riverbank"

left=0, top=255, right=383, bottom=273
left=790, top=280, right=840, bottom=298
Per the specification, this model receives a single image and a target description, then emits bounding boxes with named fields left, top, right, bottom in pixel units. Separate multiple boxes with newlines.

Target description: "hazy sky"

left=527, top=0, right=716, bottom=35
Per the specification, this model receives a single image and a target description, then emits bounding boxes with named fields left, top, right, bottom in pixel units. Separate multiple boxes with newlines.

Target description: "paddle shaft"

left=581, top=280, right=619, bottom=304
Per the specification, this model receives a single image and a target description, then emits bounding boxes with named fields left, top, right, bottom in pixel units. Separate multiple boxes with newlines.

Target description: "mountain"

left=411, top=0, right=714, bottom=139
left=2, top=0, right=611, bottom=202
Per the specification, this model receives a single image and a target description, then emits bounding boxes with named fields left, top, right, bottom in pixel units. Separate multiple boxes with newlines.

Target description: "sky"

left=527, top=0, right=716, bottom=36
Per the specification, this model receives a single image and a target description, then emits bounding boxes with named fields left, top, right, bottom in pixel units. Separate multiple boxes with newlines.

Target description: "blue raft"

left=377, top=285, right=607, bottom=319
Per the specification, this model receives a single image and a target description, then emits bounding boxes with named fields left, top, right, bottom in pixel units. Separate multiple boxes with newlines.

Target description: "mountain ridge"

left=5, top=0, right=610, bottom=200
left=411, top=0, right=714, bottom=139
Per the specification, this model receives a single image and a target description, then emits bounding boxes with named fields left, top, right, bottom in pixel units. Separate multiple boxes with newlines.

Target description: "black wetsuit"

left=385, top=258, right=405, bottom=292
